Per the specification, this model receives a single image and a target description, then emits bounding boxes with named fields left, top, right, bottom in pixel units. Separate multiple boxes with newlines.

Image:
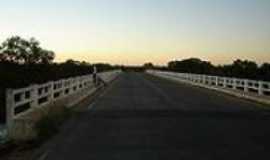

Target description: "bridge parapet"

left=5, top=70, right=121, bottom=140
left=147, top=70, right=270, bottom=105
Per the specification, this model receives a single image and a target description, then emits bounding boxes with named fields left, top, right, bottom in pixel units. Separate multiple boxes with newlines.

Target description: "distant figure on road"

left=93, top=66, right=107, bottom=87
left=93, top=65, right=98, bottom=86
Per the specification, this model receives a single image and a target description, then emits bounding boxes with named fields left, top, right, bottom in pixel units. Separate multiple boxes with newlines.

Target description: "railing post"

left=258, top=81, right=264, bottom=96
left=202, top=75, right=206, bottom=84
left=31, top=84, right=39, bottom=108
left=233, top=78, right=237, bottom=89
left=244, top=80, right=249, bottom=92
left=48, top=81, right=54, bottom=103
left=215, top=77, right=219, bottom=86
left=6, top=89, right=15, bottom=136
left=69, top=78, right=74, bottom=94
left=223, top=78, right=227, bottom=88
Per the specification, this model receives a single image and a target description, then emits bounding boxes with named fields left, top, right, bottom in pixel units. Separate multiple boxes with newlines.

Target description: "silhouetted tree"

left=94, top=63, right=115, bottom=72
left=229, top=59, right=258, bottom=79
left=143, top=62, right=154, bottom=69
left=0, top=36, right=55, bottom=64
left=165, top=58, right=270, bottom=81
left=168, top=58, right=214, bottom=74
left=259, top=63, right=270, bottom=81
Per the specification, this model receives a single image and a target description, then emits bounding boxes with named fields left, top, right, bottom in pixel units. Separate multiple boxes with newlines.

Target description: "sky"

left=0, top=0, right=270, bottom=65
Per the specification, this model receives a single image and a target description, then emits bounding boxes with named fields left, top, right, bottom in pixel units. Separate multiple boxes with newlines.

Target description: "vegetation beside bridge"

left=0, top=36, right=117, bottom=123
left=146, top=58, right=270, bottom=81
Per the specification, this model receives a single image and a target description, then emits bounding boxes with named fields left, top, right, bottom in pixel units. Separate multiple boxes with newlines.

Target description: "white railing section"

left=147, top=70, right=270, bottom=97
left=6, top=70, right=121, bottom=120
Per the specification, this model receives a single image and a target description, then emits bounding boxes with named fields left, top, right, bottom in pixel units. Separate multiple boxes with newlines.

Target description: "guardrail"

left=5, top=70, right=121, bottom=132
left=147, top=70, right=270, bottom=102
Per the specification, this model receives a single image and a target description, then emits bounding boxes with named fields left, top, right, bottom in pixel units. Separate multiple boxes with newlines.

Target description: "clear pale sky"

left=1, top=0, right=270, bottom=65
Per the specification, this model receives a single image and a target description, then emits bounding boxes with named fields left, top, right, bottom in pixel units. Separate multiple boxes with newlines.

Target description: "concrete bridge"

left=3, top=71, right=270, bottom=159
left=40, top=72, right=270, bottom=160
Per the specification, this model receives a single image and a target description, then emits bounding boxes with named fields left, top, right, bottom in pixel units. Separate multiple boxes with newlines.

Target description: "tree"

left=143, top=62, right=154, bottom=69
left=39, top=50, right=55, bottom=64
left=0, top=36, right=55, bottom=64
left=0, top=36, right=25, bottom=63
left=166, top=58, right=269, bottom=80
left=65, top=59, right=81, bottom=65
left=259, top=63, right=270, bottom=81
left=230, top=59, right=258, bottom=79
left=168, top=58, right=214, bottom=74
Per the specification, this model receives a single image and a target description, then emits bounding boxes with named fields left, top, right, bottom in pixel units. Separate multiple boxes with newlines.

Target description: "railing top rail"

left=149, top=70, right=270, bottom=84
left=147, top=70, right=270, bottom=97
left=12, top=86, right=34, bottom=95
left=8, top=73, right=92, bottom=91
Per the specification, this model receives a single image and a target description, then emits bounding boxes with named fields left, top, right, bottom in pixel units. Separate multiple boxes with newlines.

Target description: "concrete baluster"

left=233, top=78, right=237, bottom=89
left=215, top=77, right=218, bottom=86
left=48, top=81, right=54, bottom=103
left=223, top=78, right=227, bottom=88
left=258, top=81, right=264, bottom=95
left=31, top=84, right=39, bottom=108
left=6, top=89, right=15, bottom=136
left=244, top=80, right=249, bottom=92
left=202, top=75, right=206, bottom=84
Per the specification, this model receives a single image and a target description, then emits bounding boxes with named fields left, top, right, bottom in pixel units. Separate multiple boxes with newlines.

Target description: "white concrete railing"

left=5, top=70, right=121, bottom=121
left=147, top=70, right=270, bottom=99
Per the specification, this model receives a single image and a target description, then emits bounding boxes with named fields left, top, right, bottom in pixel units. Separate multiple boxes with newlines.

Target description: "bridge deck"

left=46, top=72, right=270, bottom=160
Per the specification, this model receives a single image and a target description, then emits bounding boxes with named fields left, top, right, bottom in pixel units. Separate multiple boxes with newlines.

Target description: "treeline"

left=0, top=36, right=117, bottom=88
left=153, top=58, right=270, bottom=81
left=0, top=36, right=117, bottom=123
left=0, top=61, right=116, bottom=89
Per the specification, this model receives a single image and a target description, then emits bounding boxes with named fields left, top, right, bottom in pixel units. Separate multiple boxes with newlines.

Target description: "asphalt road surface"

left=46, top=72, right=270, bottom=160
